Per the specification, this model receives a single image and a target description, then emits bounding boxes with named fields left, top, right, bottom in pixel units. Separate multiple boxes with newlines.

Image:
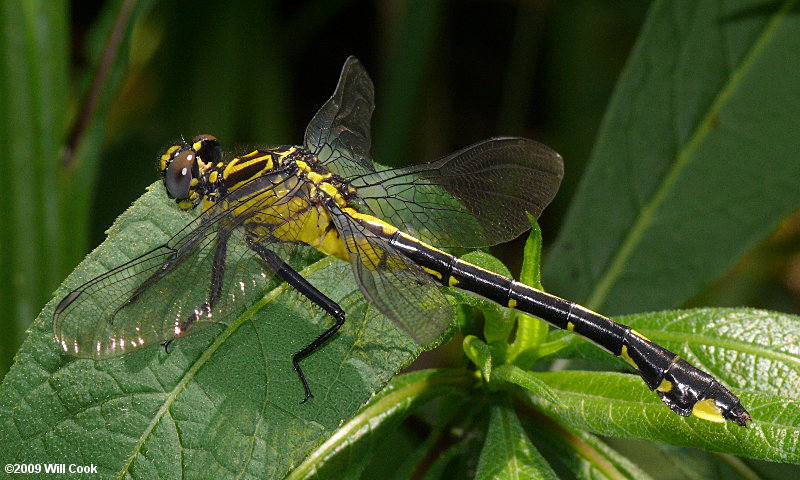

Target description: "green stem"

left=287, top=369, right=472, bottom=480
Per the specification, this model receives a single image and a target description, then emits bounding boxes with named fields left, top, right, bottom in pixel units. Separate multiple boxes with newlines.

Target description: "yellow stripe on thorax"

left=160, top=145, right=181, bottom=171
left=223, top=152, right=274, bottom=189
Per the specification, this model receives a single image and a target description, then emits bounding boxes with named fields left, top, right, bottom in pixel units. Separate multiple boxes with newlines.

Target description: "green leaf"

left=603, top=441, right=791, bottom=480
left=520, top=216, right=544, bottom=291
left=464, top=335, right=493, bottom=382
left=0, top=183, right=436, bottom=479
left=459, top=251, right=516, bottom=348
left=508, top=219, right=550, bottom=366
left=530, top=308, right=800, bottom=463
left=526, top=370, right=800, bottom=463
left=544, top=0, right=800, bottom=314
left=288, top=369, right=471, bottom=480
left=629, top=308, right=800, bottom=403
left=493, top=364, right=561, bottom=408
left=475, top=398, right=559, bottom=480
left=522, top=416, right=656, bottom=480
left=543, top=308, right=800, bottom=405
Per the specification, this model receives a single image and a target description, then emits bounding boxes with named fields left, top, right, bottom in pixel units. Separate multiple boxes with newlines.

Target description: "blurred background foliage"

left=1, top=0, right=798, bottom=388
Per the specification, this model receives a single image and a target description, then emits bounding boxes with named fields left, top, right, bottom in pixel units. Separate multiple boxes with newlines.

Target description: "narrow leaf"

left=288, top=369, right=471, bottom=480
left=520, top=216, right=544, bottom=291
left=508, top=219, right=550, bottom=364
left=0, top=0, right=68, bottom=377
left=493, top=364, right=561, bottom=408
left=464, top=335, right=493, bottom=382
left=527, top=370, right=800, bottom=463
left=521, top=414, right=656, bottom=480
left=475, top=398, right=559, bottom=480
left=545, top=308, right=800, bottom=406
left=545, top=0, right=800, bottom=314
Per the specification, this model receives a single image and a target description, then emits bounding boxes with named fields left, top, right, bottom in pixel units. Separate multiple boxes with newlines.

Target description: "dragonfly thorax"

left=160, top=138, right=370, bottom=262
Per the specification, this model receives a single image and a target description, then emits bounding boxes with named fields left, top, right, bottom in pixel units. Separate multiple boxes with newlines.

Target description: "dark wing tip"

left=53, top=289, right=83, bottom=317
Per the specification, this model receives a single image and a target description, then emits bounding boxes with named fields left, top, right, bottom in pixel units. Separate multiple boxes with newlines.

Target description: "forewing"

left=329, top=207, right=452, bottom=347
left=304, top=56, right=376, bottom=178
left=53, top=177, right=300, bottom=359
left=351, top=137, right=564, bottom=248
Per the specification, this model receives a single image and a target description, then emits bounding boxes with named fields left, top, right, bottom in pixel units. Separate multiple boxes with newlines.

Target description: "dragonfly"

left=53, top=56, right=750, bottom=427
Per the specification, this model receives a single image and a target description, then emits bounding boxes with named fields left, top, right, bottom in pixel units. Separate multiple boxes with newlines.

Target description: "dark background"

left=77, top=0, right=645, bottom=265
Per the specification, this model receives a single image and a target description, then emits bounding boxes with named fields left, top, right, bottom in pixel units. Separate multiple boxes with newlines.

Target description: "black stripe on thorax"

left=224, top=152, right=275, bottom=188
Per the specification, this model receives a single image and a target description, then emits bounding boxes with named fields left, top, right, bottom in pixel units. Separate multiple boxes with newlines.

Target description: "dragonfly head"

left=160, top=134, right=222, bottom=209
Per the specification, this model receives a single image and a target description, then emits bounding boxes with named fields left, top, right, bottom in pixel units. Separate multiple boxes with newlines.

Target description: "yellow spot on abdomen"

left=691, top=398, right=725, bottom=423
left=448, top=276, right=460, bottom=287
left=656, top=379, right=672, bottom=393
left=424, top=268, right=443, bottom=280
left=620, top=345, right=638, bottom=369
left=567, top=321, right=575, bottom=331
left=507, top=298, right=517, bottom=308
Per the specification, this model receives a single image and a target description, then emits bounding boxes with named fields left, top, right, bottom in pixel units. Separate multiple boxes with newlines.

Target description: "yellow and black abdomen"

left=386, top=230, right=750, bottom=426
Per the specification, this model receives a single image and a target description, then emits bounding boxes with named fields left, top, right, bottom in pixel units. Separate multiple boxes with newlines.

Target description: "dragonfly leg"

left=207, top=228, right=230, bottom=307
left=247, top=237, right=346, bottom=403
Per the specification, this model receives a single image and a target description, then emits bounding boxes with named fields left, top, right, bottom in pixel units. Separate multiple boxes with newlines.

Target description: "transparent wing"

left=53, top=175, right=305, bottom=359
left=304, top=56, right=376, bottom=178
left=329, top=205, right=452, bottom=347
left=350, top=137, right=564, bottom=248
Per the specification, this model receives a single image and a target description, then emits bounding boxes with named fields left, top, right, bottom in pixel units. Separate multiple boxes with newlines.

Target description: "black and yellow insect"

left=53, top=57, right=750, bottom=427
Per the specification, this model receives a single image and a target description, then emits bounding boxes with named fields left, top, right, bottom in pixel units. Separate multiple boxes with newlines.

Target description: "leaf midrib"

left=586, top=0, right=797, bottom=310
left=499, top=406, right=523, bottom=480
left=642, top=328, right=800, bottom=371
left=118, top=255, right=338, bottom=479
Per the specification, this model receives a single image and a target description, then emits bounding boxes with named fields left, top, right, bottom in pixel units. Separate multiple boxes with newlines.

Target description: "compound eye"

left=192, top=134, right=218, bottom=144
left=165, top=149, right=196, bottom=199
left=191, top=134, right=222, bottom=164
